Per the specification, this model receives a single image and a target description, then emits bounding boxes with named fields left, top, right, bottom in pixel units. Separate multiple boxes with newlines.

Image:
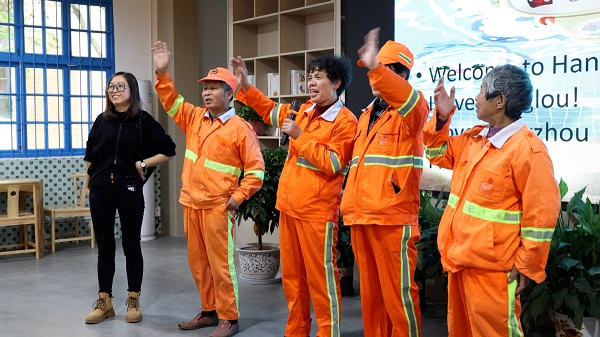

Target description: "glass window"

left=0, top=0, right=114, bottom=157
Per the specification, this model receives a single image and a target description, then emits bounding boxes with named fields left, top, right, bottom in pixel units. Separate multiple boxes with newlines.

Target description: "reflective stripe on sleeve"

left=185, top=149, right=198, bottom=163
left=424, top=143, right=448, bottom=159
left=167, top=95, right=184, bottom=118
left=397, top=88, right=420, bottom=118
left=204, top=159, right=242, bottom=176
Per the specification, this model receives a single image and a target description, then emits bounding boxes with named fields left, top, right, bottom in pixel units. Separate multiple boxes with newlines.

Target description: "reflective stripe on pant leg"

left=507, top=274, right=523, bottom=337
left=323, top=221, right=340, bottom=337
left=204, top=206, right=239, bottom=319
left=399, top=226, right=420, bottom=337
left=227, top=209, right=239, bottom=315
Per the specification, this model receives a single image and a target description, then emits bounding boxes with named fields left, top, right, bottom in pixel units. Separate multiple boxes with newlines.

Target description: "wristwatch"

left=140, top=160, right=147, bottom=175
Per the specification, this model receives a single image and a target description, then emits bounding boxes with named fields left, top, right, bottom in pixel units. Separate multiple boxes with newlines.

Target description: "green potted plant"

left=236, top=103, right=266, bottom=136
left=234, top=147, right=287, bottom=282
left=521, top=179, right=600, bottom=335
left=336, top=213, right=354, bottom=296
left=415, top=189, right=446, bottom=310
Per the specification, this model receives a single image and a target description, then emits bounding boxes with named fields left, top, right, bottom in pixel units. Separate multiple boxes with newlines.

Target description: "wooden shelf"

left=229, top=0, right=339, bottom=148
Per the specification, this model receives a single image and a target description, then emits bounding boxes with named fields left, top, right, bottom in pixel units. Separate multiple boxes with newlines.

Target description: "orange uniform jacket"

left=423, top=109, right=560, bottom=283
left=236, top=86, right=357, bottom=222
left=155, top=72, right=264, bottom=208
left=340, top=65, right=429, bottom=226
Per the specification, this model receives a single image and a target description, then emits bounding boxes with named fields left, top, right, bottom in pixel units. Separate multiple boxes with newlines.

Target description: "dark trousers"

left=89, top=172, right=145, bottom=294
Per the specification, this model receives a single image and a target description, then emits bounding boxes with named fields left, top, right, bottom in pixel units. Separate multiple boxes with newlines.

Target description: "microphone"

left=280, top=100, right=301, bottom=146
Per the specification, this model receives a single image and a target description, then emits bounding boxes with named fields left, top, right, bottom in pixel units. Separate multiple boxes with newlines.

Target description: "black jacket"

left=84, top=110, right=176, bottom=183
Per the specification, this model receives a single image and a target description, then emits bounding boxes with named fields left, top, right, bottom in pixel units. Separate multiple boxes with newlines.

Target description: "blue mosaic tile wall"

left=0, top=157, right=162, bottom=252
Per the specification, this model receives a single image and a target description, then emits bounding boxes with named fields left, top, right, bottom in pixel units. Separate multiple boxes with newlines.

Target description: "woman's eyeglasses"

left=106, top=83, right=129, bottom=92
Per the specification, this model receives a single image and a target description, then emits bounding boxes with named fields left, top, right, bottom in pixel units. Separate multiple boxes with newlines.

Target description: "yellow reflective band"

left=462, top=200, right=522, bottom=224
left=329, top=151, right=342, bottom=174
left=244, top=170, right=265, bottom=180
left=397, top=88, right=419, bottom=118
left=270, top=103, right=281, bottom=127
left=341, top=166, right=350, bottom=175
left=167, top=95, right=184, bottom=118
left=226, top=210, right=240, bottom=314
left=400, top=226, right=419, bottom=336
left=350, top=156, right=359, bottom=168
left=507, top=275, right=523, bottom=337
left=425, top=143, right=448, bottom=159
left=296, top=157, right=321, bottom=172
left=448, top=193, right=459, bottom=208
left=520, top=227, right=554, bottom=242
left=204, top=159, right=242, bottom=176
left=399, top=53, right=412, bottom=66
left=363, top=154, right=423, bottom=168
left=323, top=221, right=340, bottom=336
left=185, top=149, right=198, bottom=163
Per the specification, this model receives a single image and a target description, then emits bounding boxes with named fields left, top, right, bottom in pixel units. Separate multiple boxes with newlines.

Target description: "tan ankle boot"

left=126, top=291, right=143, bottom=323
left=85, top=292, right=115, bottom=324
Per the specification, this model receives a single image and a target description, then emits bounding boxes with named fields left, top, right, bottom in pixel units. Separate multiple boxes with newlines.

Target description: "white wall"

left=113, top=0, right=153, bottom=86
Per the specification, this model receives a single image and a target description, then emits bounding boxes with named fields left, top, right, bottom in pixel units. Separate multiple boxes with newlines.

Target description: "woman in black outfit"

left=83, top=72, right=176, bottom=324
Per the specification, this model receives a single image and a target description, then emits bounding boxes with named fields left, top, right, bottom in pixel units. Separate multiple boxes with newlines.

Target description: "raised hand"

left=433, top=77, right=456, bottom=121
left=230, top=56, right=251, bottom=91
left=357, top=27, right=380, bottom=70
left=152, top=41, right=171, bottom=75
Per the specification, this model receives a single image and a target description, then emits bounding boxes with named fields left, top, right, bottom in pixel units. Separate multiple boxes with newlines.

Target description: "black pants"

left=89, top=171, right=145, bottom=294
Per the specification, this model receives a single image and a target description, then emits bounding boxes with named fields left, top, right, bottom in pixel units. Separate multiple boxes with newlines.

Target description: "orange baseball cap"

left=358, top=40, right=414, bottom=70
left=198, top=67, right=239, bottom=91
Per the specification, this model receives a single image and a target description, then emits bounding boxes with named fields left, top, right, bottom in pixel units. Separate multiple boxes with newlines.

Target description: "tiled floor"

left=0, top=236, right=553, bottom=336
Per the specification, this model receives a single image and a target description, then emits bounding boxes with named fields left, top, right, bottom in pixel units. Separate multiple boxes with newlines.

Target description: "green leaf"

left=573, top=277, right=593, bottom=294
left=564, top=293, right=580, bottom=311
left=589, top=267, right=600, bottom=276
left=530, top=292, right=549, bottom=319
left=558, top=178, right=568, bottom=199
left=559, top=257, right=580, bottom=270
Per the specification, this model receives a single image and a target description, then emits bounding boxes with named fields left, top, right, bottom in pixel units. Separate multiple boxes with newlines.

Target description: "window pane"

left=70, top=70, right=88, bottom=95
left=45, top=28, right=62, bottom=55
left=71, top=123, right=88, bottom=149
left=47, top=123, right=63, bottom=149
left=91, top=97, right=103, bottom=120
left=47, top=96, right=63, bottom=121
left=45, top=0, right=61, bottom=28
left=0, top=66, right=15, bottom=120
left=0, top=25, right=14, bottom=52
left=24, top=27, right=43, bottom=54
left=0, top=123, right=16, bottom=150
left=25, top=95, right=44, bottom=121
left=0, top=0, right=14, bottom=24
left=71, top=97, right=87, bottom=122
left=25, top=68, right=43, bottom=94
left=71, top=31, right=88, bottom=57
left=90, top=71, right=106, bottom=95
left=23, top=0, right=42, bottom=26
left=26, top=123, right=44, bottom=149
left=90, top=32, right=105, bottom=57
left=89, top=6, right=104, bottom=31
left=45, top=68, right=62, bottom=94
left=70, top=4, right=88, bottom=30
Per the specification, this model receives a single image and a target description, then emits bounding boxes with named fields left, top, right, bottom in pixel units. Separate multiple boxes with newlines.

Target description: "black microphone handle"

left=280, top=100, right=301, bottom=146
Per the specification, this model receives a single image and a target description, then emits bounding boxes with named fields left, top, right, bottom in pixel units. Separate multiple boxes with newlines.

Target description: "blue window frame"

left=0, top=0, right=114, bottom=158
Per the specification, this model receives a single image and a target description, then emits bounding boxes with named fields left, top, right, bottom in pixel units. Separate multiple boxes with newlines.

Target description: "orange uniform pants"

left=279, top=212, right=341, bottom=337
left=447, top=268, right=524, bottom=337
left=351, top=224, right=422, bottom=337
left=183, top=205, right=239, bottom=320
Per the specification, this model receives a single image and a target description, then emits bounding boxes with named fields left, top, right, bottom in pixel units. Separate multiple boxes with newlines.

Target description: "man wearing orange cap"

left=340, top=28, right=428, bottom=337
left=152, top=41, right=264, bottom=337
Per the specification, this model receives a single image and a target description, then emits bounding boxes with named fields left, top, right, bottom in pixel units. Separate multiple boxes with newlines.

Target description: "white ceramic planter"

left=236, top=243, right=280, bottom=282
